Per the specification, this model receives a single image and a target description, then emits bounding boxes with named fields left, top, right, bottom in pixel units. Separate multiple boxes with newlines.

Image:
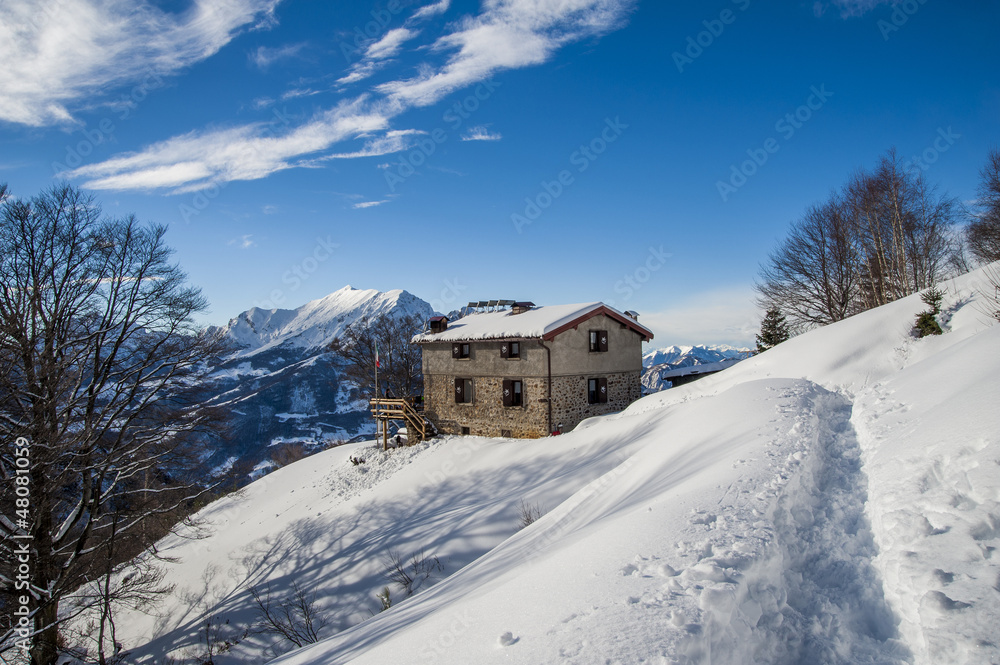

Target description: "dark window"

left=588, top=377, right=608, bottom=404
left=453, top=343, right=471, bottom=359
left=461, top=426, right=471, bottom=435
left=500, top=341, right=520, bottom=359
left=503, top=379, right=523, bottom=407
left=589, top=330, right=608, bottom=352
left=455, top=377, right=474, bottom=403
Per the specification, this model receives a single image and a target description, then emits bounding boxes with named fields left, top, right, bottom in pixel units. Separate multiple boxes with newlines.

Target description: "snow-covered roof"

left=412, top=302, right=653, bottom=343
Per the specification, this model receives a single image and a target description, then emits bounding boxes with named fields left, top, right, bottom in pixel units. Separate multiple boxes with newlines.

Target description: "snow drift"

left=97, top=266, right=999, bottom=665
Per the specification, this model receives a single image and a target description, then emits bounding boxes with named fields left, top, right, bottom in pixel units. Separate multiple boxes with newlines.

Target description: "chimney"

left=624, top=310, right=639, bottom=320
left=511, top=301, right=535, bottom=315
left=429, top=316, right=448, bottom=333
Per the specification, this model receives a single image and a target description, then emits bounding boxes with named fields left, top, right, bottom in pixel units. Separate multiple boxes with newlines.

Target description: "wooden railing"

left=370, top=398, right=432, bottom=449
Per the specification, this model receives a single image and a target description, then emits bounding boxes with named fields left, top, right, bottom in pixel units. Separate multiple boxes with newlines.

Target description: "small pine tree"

left=913, top=286, right=945, bottom=337
left=756, top=306, right=790, bottom=353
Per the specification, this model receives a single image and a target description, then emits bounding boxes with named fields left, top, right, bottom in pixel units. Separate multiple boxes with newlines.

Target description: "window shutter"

left=502, top=379, right=513, bottom=407
left=598, top=330, right=609, bottom=352
left=598, top=377, right=608, bottom=403
left=452, top=343, right=461, bottom=359
left=455, top=377, right=464, bottom=403
left=500, top=342, right=510, bottom=359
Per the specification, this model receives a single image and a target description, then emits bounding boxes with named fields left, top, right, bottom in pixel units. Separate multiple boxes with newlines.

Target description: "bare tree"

left=755, top=196, right=861, bottom=330
left=757, top=149, right=958, bottom=331
left=329, top=313, right=423, bottom=399
left=0, top=184, right=228, bottom=664
left=967, top=147, right=1000, bottom=264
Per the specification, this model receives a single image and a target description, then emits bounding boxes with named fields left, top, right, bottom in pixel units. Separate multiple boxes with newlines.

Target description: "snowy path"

left=269, top=381, right=909, bottom=665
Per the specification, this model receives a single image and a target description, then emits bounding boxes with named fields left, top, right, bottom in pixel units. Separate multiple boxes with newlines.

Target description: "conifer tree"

left=756, top=306, right=791, bottom=353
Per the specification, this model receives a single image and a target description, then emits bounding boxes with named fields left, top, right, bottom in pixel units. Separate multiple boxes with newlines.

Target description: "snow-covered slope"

left=93, top=267, right=999, bottom=665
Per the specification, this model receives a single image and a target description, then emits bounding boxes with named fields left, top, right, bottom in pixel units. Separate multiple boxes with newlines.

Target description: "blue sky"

left=1, top=0, right=997, bottom=347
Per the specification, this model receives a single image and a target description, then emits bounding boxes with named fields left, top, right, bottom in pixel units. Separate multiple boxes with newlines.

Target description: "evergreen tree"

left=756, top=306, right=791, bottom=353
left=913, top=286, right=945, bottom=337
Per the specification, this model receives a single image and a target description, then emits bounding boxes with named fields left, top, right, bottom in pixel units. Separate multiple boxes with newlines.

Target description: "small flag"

left=375, top=341, right=380, bottom=368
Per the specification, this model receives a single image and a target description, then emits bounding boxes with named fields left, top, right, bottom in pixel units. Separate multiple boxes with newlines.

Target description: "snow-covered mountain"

left=197, top=287, right=433, bottom=480
left=642, top=344, right=754, bottom=392
left=210, top=286, right=431, bottom=354
left=79, top=266, right=1000, bottom=665
left=643, top=344, right=754, bottom=368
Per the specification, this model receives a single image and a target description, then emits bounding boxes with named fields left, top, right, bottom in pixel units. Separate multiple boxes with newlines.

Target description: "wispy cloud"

left=412, top=0, right=451, bottom=20
left=229, top=234, right=256, bottom=249
left=461, top=125, right=501, bottom=141
left=337, top=28, right=419, bottom=86
left=65, top=0, right=636, bottom=192
left=250, top=42, right=307, bottom=71
left=352, top=200, right=387, bottom=209
left=322, top=130, right=426, bottom=160
left=0, top=0, right=282, bottom=127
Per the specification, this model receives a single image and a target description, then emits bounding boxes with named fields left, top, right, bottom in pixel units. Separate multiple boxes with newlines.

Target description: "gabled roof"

left=412, top=302, right=653, bottom=343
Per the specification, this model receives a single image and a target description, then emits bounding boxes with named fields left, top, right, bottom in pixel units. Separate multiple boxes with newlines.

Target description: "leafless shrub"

left=517, top=499, right=544, bottom=530
left=250, top=581, right=328, bottom=649
left=381, top=548, right=442, bottom=597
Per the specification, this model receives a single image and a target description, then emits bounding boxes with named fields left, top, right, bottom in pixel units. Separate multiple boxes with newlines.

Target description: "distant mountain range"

left=200, top=286, right=433, bottom=481
left=642, top=345, right=754, bottom=392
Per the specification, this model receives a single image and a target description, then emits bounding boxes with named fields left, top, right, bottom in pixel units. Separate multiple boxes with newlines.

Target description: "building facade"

left=413, top=303, right=653, bottom=438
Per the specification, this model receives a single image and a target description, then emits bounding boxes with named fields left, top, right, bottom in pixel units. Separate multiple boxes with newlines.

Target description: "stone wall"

left=423, top=374, right=549, bottom=438
left=549, top=371, right=641, bottom=433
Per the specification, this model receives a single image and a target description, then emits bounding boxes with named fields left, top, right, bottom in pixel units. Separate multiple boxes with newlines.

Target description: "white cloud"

left=337, top=28, right=418, bottom=87
left=352, top=200, right=387, bottom=209
left=229, top=234, right=256, bottom=249
left=250, top=42, right=307, bottom=71
left=461, top=125, right=501, bottom=141
left=321, top=129, right=426, bottom=160
left=639, top=287, right=761, bottom=349
left=64, top=0, right=635, bottom=191
left=366, top=28, right=418, bottom=61
left=412, top=0, right=451, bottom=20
left=0, top=0, right=282, bottom=127
left=377, top=0, right=633, bottom=108
left=64, top=97, right=391, bottom=191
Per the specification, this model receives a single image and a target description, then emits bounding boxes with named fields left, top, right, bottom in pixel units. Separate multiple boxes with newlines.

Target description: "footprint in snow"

left=497, top=632, right=519, bottom=647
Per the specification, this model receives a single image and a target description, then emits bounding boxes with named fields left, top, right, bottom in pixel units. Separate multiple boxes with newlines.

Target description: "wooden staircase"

left=369, top=398, right=437, bottom=450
